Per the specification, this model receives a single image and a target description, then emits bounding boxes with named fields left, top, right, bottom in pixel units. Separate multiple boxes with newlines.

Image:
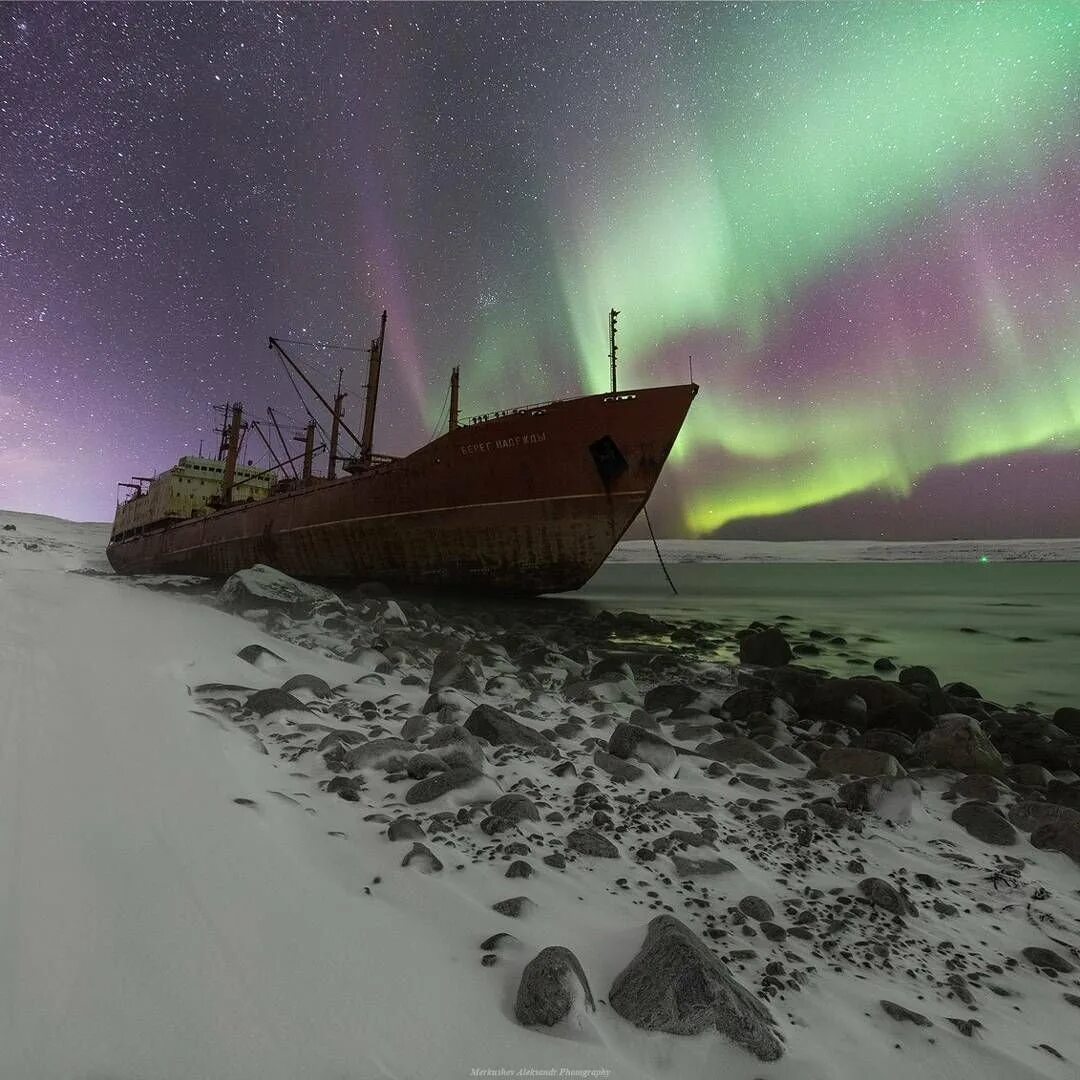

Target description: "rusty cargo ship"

left=106, top=311, right=697, bottom=594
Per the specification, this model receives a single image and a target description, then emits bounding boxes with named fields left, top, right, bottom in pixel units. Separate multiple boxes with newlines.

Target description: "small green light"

left=979, top=555, right=990, bottom=563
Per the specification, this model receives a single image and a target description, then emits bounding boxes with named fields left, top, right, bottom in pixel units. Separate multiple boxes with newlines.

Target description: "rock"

left=325, top=775, right=363, bottom=801
left=696, top=737, right=778, bottom=769
left=1030, top=819, right=1080, bottom=864
left=493, top=896, right=536, bottom=918
left=218, top=564, right=343, bottom=617
left=340, top=737, right=413, bottom=771
left=858, top=877, right=917, bottom=917
left=280, top=673, right=332, bottom=698
left=566, top=828, right=619, bottom=858
left=1008, top=763, right=1054, bottom=788
left=236, top=644, right=287, bottom=668
left=817, top=747, right=901, bottom=778
left=859, top=729, right=915, bottom=759
left=506, top=860, right=534, bottom=879
left=387, top=816, right=425, bottom=841
left=1052, top=707, right=1080, bottom=737
left=404, top=766, right=483, bottom=805
left=914, top=714, right=1005, bottom=776
left=898, top=665, right=940, bottom=690
left=838, top=776, right=921, bottom=822
left=400, top=842, right=442, bottom=873
left=429, top=648, right=483, bottom=693
left=489, top=793, right=540, bottom=823
left=671, top=855, right=737, bottom=878
left=655, top=792, right=712, bottom=814
left=948, top=773, right=1007, bottom=802
left=245, top=687, right=308, bottom=717
left=881, top=1000, right=932, bottom=1027
left=608, top=915, right=783, bottom=1060
left=951, top=801, right=1017, bottom=846
left=514, top=947, right=595, bottom=1027
left=607, top=723, right=677, bottom=774
left=1022, top=947, right=1075, bottom=974
left=738, top=627, right=792, bottom=668
left=738, top=896, right=774, bottom=921
left=464, top=704, right=556, bottom=757
left=406, top=751, right=445, bottom=779
left=865, top=701, right=934, bottom=738
left=1009, top=800, right=1080, bottom=833
left=644, top=684, right=701, bottom=712
left=424, top=724, right=486, bottom=770
left=593, top=749, right=645, bottom=782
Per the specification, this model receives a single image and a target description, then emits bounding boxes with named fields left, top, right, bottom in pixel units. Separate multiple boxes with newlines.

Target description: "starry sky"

left=1, top=2, right=1078, bottom=539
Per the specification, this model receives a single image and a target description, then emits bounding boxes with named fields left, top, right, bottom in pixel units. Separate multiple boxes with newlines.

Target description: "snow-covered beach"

left=1, top=510, right=1079, bottom=1080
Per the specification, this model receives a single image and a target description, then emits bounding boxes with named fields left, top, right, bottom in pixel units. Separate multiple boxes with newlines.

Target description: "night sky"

left=1, top=2, right=1078, bottom=539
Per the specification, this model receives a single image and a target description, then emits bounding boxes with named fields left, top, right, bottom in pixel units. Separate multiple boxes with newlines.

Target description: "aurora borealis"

left=1, top=2, right=1078, bottom=537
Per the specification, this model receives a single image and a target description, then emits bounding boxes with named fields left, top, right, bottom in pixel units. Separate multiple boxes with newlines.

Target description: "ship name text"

left=459, top=431, right=548, bottom=456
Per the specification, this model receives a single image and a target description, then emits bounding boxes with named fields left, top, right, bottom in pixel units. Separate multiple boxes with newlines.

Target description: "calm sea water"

left=558, top=562, right=1080, bottom=713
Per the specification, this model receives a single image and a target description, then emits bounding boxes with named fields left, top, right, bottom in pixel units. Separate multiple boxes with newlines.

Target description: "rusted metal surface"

left=107, top=383, right=697, bottom=594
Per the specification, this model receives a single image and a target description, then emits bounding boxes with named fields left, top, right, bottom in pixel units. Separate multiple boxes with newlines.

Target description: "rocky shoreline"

left=174, top=563, right=1080, bottom=1073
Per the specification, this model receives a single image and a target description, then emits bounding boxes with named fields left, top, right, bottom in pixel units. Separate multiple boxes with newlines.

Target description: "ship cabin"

left=111, top=456, right=273, bottom=542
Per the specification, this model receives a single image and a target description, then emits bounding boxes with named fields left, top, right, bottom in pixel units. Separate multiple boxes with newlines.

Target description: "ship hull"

left=106, top=384, right=696, bottom=594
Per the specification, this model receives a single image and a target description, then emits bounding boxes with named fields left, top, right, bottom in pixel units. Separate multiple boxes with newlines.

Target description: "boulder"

left=429, top=648, right=483, bottom=694
left=387, top=817, right=425, bottom=841
left=489, top=793, right=541, bottom=823
left=492, top=896, right=536, bottom=918
left=671, top=855, right=737, bottom=878
left=280, top=673, right=332, bottom=698
left=593, top=749, right=645, bottom=782
left=858, top=877, right=917, bottom=917
left=1030, top=819, right=1080, bottom=864
left=245, top=687, right=308, bottom=717
left=914, top=714, right=1004, bottom=776
left=339, top=737, right=413, bottom=772
left=464, top=704, right=556, bottom=758
left=607, top=723, right=678, bottom=774
left=218, top=564, right=343, bottom=617
left=644, top=683, right=701, bottom=713
left=1022, top=947, right=1076, bottom=974
left=514, top=947, right=595, bottom=1027
left=738, top=627, right=792, bottom=667
left=404, top=766, right=483, bottom=805
left=424, top=724, right=486, bottom=770
left=1008, top=800, right=1080, bottom=833
left=695, top=737, right=778, bottom=769
left=817, top=747, right=901, bottom=778
left=951, top=801, right=1017, bottom=846
left=400, top=842, right=442, bottom=873
left=566, top=827, right=618, bottom=858
left=608, top=915, right=783, bottom=1060
left=1052, top=706, right=1080, bottom=737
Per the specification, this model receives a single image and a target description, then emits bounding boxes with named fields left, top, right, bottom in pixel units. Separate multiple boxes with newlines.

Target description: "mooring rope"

left=643, top=504, right=678, bottom=595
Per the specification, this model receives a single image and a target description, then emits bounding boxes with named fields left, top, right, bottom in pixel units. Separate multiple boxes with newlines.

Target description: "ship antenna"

left=608, top=308, right=619, bottom=393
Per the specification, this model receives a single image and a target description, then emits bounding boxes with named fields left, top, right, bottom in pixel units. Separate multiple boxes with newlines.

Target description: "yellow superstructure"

left=111, top=456, right=272, bottom=541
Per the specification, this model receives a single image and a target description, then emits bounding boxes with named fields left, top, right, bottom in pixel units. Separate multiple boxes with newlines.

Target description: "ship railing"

left=460, top=388, right=641, bottom=427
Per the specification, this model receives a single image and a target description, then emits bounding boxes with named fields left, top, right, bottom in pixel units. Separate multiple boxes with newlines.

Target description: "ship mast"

left=327, top=367, right=345, bottom=480
left=220, top=403, right=244, bottom=503
left=297, top=421, right=316, bottom=483
left=449, top=366, right=460, bottom=432
left=359, top=309, right=387, bottom=464
left=608, top=308, right=619, bottom=393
